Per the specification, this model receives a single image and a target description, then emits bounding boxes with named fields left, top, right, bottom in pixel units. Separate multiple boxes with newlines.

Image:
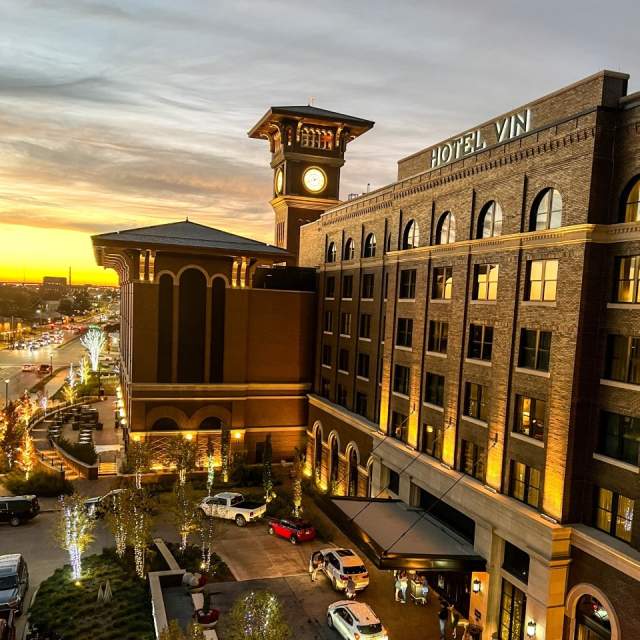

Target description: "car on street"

left=0, top=496, right=40, bottom=527
left=267, top=517, right=316, bottom=544
left=199, top=492, right=266, bottom=527
left=21, top=364, right=36, bottom=373
left=0, top=555, right=29, bottom=616
left=320, top=548, right=369, bottom=592
left=84, top=489, right=124, bottom=518
left=37, top=364, right=52, bottom=375
left=327, top=601, right=387, bottom=639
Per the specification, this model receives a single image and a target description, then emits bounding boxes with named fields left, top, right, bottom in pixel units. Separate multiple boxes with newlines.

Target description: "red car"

left=267, top=518, right=316, bottom=544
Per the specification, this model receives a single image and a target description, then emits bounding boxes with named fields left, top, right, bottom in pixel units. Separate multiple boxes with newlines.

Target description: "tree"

left=56, top=494, right=96, bottom=580
left=159, top=621, right=205, bottom=640
left=262, top=435, right=275, bottom=504
left=62, top=383, right=76, bottom=406
left=199, top=513, right=218, bottom=572
left=171, top=482, right=200, bottom=551
left=80, top=325, right=106, bottom=371
left=105, top=488, right=131, bottom=558
left=291, top=448, right=305, bottom=519
left=225, top=591, right=291, bottom=640
left=0, top=402, right=25, bottom=471
left=128, top=490, right=152, bottom=578
left=206, top=438, right=215, bottom=497
left=167, top=436, right=198, bottom=486
left=221, top=430, right=231, bottom=483
left=18, top=430, right=35, bottom=480
left=128, top=439, right=151, bottom=490
left=79, top=355, right=90, bottom=385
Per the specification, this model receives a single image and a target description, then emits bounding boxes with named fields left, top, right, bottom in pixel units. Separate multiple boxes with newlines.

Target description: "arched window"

left=575, top=594, right=611, bottom=639
left=329, top=434, right=339, bottom=488
left=326, top=242, right=337, bottom=263
left=621, top=175, right=640, bottom=222
left=157, top=274, right=173, bottom=382
left=177, top=268, right=207, bottom=383
left=366, top=457, right=373, bottom=497
left=402, top=219, right=419, bottom=249
left=363, top=233, right=377, bottom=258
left=152, top=417, right=179, bottom=431
left=478, top=201, right=503, bottom=238
left=436, top=212, right=456, bottom=245
left=343, top=238, right=355, bottom=261
left=314, top=425, right=323, bottom=479
left=385, top=232, right=392, bottom=253
left=210, top=278, right=225, bottom=383
left=531, top=188, right=562, bottom=231
left=347, top=446, right=359, bottom=496
left=199, top=416, right=222, bottom=430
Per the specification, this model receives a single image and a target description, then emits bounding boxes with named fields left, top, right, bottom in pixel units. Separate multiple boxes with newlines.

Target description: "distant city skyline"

left=1, top=0, right=639, bottom=284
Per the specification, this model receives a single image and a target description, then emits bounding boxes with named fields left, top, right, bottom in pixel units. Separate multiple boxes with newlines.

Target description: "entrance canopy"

left=329, top=497, right=486, bottom=572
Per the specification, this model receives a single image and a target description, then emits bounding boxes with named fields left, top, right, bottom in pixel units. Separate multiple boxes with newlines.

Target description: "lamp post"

left=4, top=379, right=9, bottom=407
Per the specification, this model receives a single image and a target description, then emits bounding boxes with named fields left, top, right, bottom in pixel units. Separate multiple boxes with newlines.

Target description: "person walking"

left=394, top=572, right=402, bottom=602
left=399, top=571, right=409, bottom=604
left=438, top=601, right=449, bottom=640
left=449, top=603, right=460, bottom=639
left=310, top=552, right=323, bottom=582
left=420, top=575, right=430, bottom=605
left=345, top=576, right=356, bottom=600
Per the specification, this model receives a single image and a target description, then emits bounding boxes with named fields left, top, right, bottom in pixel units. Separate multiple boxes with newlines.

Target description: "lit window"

left=402, top=220, right=419, bottom=249
left=436, top=212, right=456, bottom=245
left=621, top=175, right=640, bottom=222
left=421, top=423, right=442, bottom=459
left=514, top=395, right=545, bottom=441
left=363, top=233, right=377, bottom=258
left=613, top=255, right=640, bottom=303
left=473, top=264, right=499, bottom=301
left=595, top=487, right=634, bottom=543
left=509, top=461, right=541, bottom=508
left=432, top=266, right=453, bottom=300
left=460, top=439, right=485, bottom=481
left=531, top=188, right=562, bottom=231
left=525, top=259, right=558, bottom=302
left=478, top=201, right=503, bottom=238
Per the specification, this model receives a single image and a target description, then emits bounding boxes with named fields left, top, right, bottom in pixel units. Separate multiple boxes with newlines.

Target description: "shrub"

left=57, top=437, right=97, bottom=465
left=5, top=470, right=74, bottom=497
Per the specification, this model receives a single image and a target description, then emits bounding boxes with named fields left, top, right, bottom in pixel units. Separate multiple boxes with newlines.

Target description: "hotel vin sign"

left=430, top=109, right=532, bottom=169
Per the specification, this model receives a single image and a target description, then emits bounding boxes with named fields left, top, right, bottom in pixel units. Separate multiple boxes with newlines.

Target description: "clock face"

left=302, top=167, right=327, bottom=194
left=275, top=167, right=284, bottom=195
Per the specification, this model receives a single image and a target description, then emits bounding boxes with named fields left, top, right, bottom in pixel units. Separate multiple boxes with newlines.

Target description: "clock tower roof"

left=248, top=105, right=374, bottom=140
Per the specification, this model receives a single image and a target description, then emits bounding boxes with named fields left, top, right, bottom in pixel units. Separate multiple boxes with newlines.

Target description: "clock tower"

left=249, top=105, right=374, bottom=264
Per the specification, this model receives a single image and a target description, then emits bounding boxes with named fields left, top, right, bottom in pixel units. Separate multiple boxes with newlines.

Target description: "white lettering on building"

left=430, top=109, right=532, bottom=169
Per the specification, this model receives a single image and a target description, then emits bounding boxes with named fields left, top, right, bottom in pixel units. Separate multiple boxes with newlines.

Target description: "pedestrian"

left=420, top=575, right=430, bottom=605
left=394, top=572, right=402, bottom=602
left=309, top=552, right=322, bottom=582
left=345, top=576, right=356, bottom=600
left=399, top=571, right=409, bottom=604
left=449, top=603, right=460, bottom=639
left=438, top=601, right=448, bottom=640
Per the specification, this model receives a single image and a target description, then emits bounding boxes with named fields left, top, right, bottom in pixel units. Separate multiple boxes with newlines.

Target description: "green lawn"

left=29, top=550, right=155, bottom=640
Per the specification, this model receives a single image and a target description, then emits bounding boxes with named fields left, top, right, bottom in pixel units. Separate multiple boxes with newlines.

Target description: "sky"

left=0, top=0, right=639, bottom=285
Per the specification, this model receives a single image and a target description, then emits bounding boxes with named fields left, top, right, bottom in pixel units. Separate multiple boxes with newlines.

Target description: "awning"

left=328, top=497, right=486, bottom=572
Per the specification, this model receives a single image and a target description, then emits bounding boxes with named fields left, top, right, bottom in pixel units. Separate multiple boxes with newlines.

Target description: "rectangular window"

left=595, top=487, right=634, bottom=543
left=336, top=383, right=347, bottom=406
left=473, top=264, right=499, bottom=301
left=498, top=580, right=527, bottom=640
left=338, top=348, right=349, bottom=373
left=597, top=411, right=640, bottom=465
left=391, top=411, right=408, bottom=443
left=384, top=271, right=390, bottom=299
left=513, top=395, right=546, bottom=441
left=432, top=266, right=453, bottom=300
left=399, top=269, right=416, bottom=299
left=464, top=382, right=488, bottom=422
left=509, top=461, right=541, bottom=508
left=604, top=334, right=640, bottom=384
left=503, top=542, right=530, bottom=583
left=322, top=344, right=332, bottom=367
left=525, top=259, right=558, bottom=302
left=421, top=424, right=442, bottom=459
left=518, top=328, right=552, bottom=372
left=325, top=276, right=335, bottom=299
left=387, top=467, right=400, bottom=494
left=460, top=439, right=485, bottom=481
left=359, top=313, right=371, bottom=339
left=468, top=324, right=493, bottom=361
left=614, top=255, right=640, bottom=303
left=362, top=273, right=375, bottom=299
left=424, top=372, right=445, bottom=407
left=380, top=314, right=386, bottom=343
left=393, top=364, right=410, bottom=396
left=340, top=312, right=352, bottom=336
left=320, top=378, right=330, bottom=398
left=355, top=391, right=368, bottom=418
left=428, top=320, right=448, bottom=354
left=357, top=352, right=370, bottom=379
left=396, top=318, right=413, bottom=348
left=342, top=275, right=353, bottom=299
left=323, top=310, right=333, bottom=333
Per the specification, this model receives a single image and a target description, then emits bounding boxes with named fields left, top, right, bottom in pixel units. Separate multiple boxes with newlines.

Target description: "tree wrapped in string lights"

left=0, top=402, right=24, bottom=471
left=79, top=355, right=90, bottom=385
left=221, top=430, right=231, bottom=483
left=206, top=439, right=215, bottom=497
left=262, top=434, right=275, bottom=504
left=171, top=482, right=200, bottom=552
left=199, top=511, right=218, bottom=572
left=62, top=383, right=76, bottom=406
left=129, top=492, right=152, bottom=578
left=80, top=326, right=106, bottom=372
left=226, top=590, right=291, bottom=640
left=128, top=439, right=151, bottom=490
left=57, top=495, right=95, bottom=581
left=167, top=436, right=198, bottom=486
left=106, top=488, right=131, bottom=558
left=18, top=430, right=35, bottom=480
left=291, top=448, right=305, bottom=519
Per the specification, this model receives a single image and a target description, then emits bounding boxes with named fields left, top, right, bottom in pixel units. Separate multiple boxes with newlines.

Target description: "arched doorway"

left=199, top=416, right=223, bottom=430
left=151, top=417, right=179, bottom=431
left=347, top=445, right=359, bottom=496
left=566, top=585, right=620, bottom=640
left=329, top=433, right=339, bottom=490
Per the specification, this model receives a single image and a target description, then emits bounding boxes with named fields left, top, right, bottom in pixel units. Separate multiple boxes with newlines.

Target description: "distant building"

left=41, top=276, right=68, bottom=301
left=42, top=276, right=67, bottom=287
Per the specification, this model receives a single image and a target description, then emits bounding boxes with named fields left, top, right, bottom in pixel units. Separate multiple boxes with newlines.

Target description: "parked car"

left=319, top=548, right=369, bottom=592
left=267, top=518, right=316, bottom=544
left=0, top=609, right=15, bottom=640
left=327, top=601, right=387, bottom=639
left=199, top=492, right=266, bottom=527
left=0, top=555, right=29, bottom=616
left=0, top=496, right=39, bottom=527
left=21, top=364, right=36, bottom=373
left=84, top=489, right=124, bottom=518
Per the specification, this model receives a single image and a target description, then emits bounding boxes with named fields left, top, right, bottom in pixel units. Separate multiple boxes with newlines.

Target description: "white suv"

left=320, top=548, right=369, bottom=591
left=327, top=601, right=388, bottom=639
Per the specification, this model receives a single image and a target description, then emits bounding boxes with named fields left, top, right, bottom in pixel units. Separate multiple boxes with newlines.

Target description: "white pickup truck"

left=199, top=492, right=267, bottom=527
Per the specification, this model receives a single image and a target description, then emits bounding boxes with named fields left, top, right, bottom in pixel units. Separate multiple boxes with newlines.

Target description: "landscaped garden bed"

left=149, top=542, right=234, bottom=583
left=29, top=550, right=155, bottom=640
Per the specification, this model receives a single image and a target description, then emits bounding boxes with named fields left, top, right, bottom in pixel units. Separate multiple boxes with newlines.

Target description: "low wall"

left=51, top=439, right=99, bottom=480
left=34, top=453, right=65, bottom=479
left=148, top=538, right=185, bottom=638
